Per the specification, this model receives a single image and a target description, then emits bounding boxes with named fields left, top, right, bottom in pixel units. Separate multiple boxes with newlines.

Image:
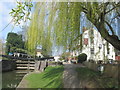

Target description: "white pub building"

left=71, top=27, right=120, bottom=62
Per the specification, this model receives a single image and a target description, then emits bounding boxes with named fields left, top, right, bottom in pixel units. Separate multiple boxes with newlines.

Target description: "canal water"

left=2, top=70, right=26, bottom=89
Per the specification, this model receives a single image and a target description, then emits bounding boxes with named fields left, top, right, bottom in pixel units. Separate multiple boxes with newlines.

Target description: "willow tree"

left=10, top=2, right=120, bottom=55
left=27, top=2, right=82, bottom=55
left=53, top=2, right=81, bottom=51
left=27, top=3, right=53, bottom=55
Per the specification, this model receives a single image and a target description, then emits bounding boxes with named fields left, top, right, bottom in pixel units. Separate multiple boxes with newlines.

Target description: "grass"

left=25, top=66, right=64, bottom=88
left=76, top=67, right=119, bottom=88
left=76, top=67, right=100, bottom=79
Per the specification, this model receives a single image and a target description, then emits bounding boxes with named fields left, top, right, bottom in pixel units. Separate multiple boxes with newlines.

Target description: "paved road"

left=63, top=63, right=85, bottom=88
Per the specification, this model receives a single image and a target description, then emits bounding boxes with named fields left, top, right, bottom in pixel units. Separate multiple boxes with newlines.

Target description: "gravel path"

left=63, top=63, right=85, bottom=88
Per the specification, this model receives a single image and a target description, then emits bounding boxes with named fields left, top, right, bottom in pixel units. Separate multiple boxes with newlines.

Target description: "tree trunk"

left=97, top=24, right=120, bottom=51
left=103, top=34, right=120, bottom=51
left=87, top=14, right=120, bottom=51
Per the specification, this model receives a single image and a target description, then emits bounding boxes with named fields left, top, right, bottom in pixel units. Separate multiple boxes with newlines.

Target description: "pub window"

left=91, top=48, right=94, bottom=54
left=107, top=49, right=110, bottom=54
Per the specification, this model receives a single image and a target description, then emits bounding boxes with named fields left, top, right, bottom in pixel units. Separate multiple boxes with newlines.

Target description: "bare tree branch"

left=105, top=3, right=120, bottom=14
left=0, top=19, right=14, bottom=33
left=110, top=14, right=120, bottom=24
left=105, top=20, right=115, bottom=35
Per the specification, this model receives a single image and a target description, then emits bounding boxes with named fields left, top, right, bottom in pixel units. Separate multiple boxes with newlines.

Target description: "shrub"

left=77, top=53, right=87, bottom=63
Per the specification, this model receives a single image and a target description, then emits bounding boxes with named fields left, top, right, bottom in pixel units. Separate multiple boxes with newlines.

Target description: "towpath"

left=63, top=63, right=85, bottom=88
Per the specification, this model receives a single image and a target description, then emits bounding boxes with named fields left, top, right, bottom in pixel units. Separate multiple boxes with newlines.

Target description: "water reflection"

left=7, top=84, right=17, bottom=88
left=2, top=70, right=26, bottom=88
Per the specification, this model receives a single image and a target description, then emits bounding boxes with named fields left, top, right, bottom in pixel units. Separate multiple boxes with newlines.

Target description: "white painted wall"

left=73, top=28, right=116, bottom=62
left=54, top=56, right=60, bottom=62
left=36, top=52, right=44, bottom=58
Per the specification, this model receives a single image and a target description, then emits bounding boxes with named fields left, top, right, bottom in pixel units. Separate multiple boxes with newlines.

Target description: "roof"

left=36, top=49, right=42, bottom=52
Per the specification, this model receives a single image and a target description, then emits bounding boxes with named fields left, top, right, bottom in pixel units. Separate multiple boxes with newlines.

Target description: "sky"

left=0, top=2, right=23, bottom=42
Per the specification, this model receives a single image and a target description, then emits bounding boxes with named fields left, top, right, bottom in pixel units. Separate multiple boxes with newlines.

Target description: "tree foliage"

left=78, top=53, right=87, bottom=63
left=9, top=1, right=33, bottom=25
left=10, top=2, right=120, bottom=55
left=27, top=2, right=82, bottom=55
left=60, top=52, right=71, bottom=60
left=6, top=32, right=25, bottom=54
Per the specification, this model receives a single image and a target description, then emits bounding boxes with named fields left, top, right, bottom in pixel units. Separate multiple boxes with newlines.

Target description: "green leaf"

left=9, top=11, right=13, bottom=14
left=12, top=9, right=15, bottom=12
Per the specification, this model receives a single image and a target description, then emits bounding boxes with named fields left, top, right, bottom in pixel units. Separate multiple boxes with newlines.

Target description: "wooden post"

left=27, top=59, right=30, bottom=73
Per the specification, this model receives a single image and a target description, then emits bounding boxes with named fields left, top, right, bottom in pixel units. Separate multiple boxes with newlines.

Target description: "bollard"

left=98, top=64, right=104, bottom=75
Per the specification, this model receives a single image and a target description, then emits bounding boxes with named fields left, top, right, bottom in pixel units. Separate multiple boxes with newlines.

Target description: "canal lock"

left=2, top=59, right=35, bottom=88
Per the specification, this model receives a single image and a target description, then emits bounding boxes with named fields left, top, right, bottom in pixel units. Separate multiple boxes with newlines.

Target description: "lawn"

left=25, top=66, right=64, bottom=88
left=76, top=67, right=119, bottom=88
